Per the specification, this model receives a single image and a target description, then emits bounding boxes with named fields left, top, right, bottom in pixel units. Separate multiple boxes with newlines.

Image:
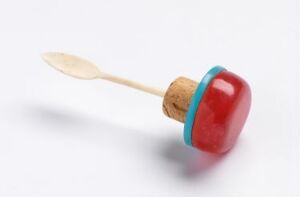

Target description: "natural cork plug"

left=163, top=77, right=198, bottom=123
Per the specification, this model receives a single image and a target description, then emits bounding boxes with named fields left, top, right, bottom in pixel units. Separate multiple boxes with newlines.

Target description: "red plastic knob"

left=192, top=70, right=251, bottom=153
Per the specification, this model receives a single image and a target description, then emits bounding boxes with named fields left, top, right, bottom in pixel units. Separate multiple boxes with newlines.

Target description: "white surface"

left=0, top=0, right=299, bottom=196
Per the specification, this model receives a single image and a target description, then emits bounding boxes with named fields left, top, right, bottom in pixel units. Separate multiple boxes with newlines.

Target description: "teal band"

left=183, top=66, right=225, bottom=146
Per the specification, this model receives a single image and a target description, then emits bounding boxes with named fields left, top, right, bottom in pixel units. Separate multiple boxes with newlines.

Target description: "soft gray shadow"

left=22, top=103, right=227, bottom=180
left=28, top=105, right=88, bottom=127
left=157, top=137, right=227, bottom=179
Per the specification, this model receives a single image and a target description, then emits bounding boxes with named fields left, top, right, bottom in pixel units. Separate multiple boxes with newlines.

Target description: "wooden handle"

left=100, top=73, right=166, bottom=97
left=42, top=52, right=166, bottom=97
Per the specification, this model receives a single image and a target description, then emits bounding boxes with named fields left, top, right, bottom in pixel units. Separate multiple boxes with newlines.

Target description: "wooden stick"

left=42, top=52, right=165, bottom=97
left=100, top=73, right=165, bottom=97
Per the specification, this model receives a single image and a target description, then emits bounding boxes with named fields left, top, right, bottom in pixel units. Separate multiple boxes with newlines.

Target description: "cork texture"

left=163, top=77, right=198, bottom=123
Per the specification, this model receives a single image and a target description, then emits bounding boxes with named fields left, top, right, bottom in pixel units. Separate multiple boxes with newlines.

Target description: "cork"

left=163, top=77, right=198, bottom=123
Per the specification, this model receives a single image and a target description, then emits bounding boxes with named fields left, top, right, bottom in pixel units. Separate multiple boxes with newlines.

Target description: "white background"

left=0, top=0, right=299, bottom=196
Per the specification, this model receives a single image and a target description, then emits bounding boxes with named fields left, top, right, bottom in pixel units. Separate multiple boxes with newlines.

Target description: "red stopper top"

left=192, top=70, right=251, bottom=153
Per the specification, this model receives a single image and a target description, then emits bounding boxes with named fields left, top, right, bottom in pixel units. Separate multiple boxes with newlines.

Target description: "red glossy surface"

left=192, top=71, right=251, bottom=153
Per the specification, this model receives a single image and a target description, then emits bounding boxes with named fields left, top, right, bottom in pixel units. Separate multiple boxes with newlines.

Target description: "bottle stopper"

left=42, top=52, right=251, bottom=154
